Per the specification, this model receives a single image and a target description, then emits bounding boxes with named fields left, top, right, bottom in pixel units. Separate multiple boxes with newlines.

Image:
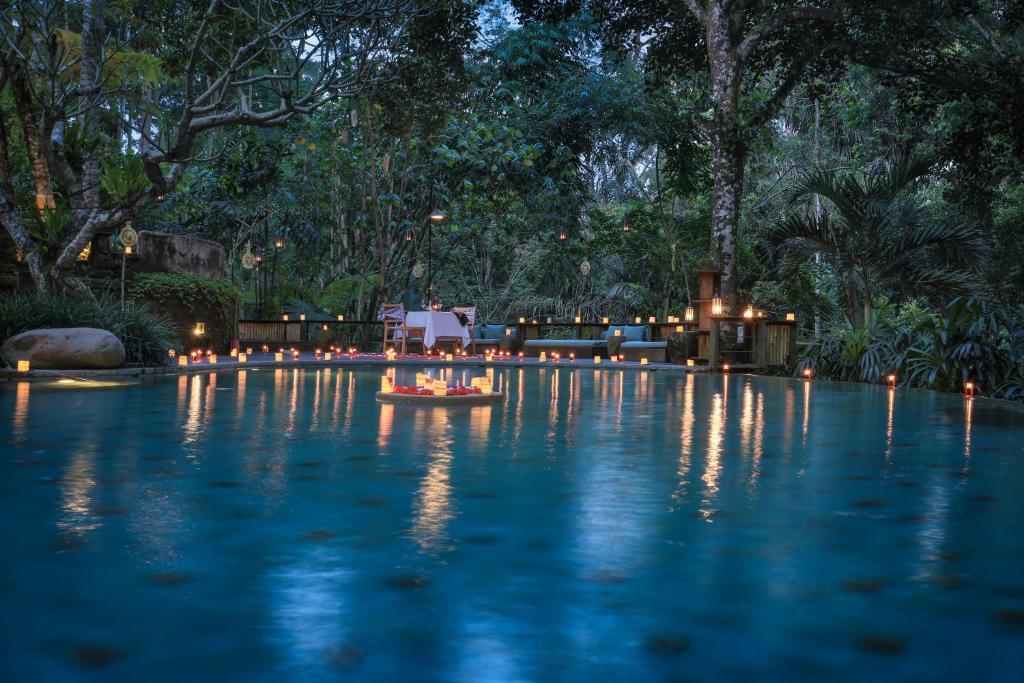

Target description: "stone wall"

left=136, top=231, right=226, bottom=279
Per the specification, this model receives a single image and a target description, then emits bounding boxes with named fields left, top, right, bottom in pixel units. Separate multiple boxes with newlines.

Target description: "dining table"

left=401, top=311, right=471, bottom=350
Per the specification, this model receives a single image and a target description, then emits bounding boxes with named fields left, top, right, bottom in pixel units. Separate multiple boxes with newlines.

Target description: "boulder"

left=2, top=328, right=126, bottom=369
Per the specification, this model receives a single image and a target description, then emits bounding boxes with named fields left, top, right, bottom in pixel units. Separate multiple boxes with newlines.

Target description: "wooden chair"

left=452, top=306, right=478, bottom=352
left=379, top=303, right=406, bottom=353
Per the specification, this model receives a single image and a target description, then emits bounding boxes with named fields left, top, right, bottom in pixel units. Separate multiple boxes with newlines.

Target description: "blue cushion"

left=482, top=324, right=511, bottom=340
left=473, top=324, right=484, bottom=339
left=623, top=325, right=648, bottom=342
left=600, top=325, right=625, bottom=340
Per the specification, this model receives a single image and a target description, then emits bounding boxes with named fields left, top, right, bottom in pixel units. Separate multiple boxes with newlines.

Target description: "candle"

left=209, top=354, right=217, bottom=364
left=178, top=356, right=188, bottom=366
left=324, top=352, right=332, bottom=361
left=380, top=376, right=394, bottom=394
left=246, top=347, right=253, bottom=355
left=230, top=348, right=238, bottom=357
left=238, top=353, right=247, bottom=363
left=575, top=315, right=581, bottom=323
left=640, top=358, right=648, bottom=365
left=538, top=352, right=546, bottom=363
left=274, top=352, right=284, bottom=361
left=593, top=356, right=601, bottom=364
left=786, top=312, right=796, bottom=321
left=17, top=360, right=30, bottom=372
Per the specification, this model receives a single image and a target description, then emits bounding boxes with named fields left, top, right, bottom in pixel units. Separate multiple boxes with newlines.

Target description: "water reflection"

left=183, top=374, right=204, bottom=451
left=12, top=381, right=29, bottom=439
left=674, top=374, right=695, bottom=504
left=411, top=410, right=455, bottom=551
left=701, top=378, right=726, bottom=519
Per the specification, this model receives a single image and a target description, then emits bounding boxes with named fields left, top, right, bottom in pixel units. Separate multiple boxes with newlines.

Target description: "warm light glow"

left=168, top=349, right=176, bottom=358
left=16, top=360, right=30, bottom=372
left=209, top=354, right=217, bottom=364
left=124, top=245, right=133, bottom=255
left=300, top=314, right=306, bottom=321
left=649, top=316, right=656, bottom=323
left=246, top=347, right=253, bottom=355
left=274, top=352, right=284, bottom=361
left=618, top=355, right=625, bottom=362
left=675, top=325, right=684, bottom=332
left=711, top=298, right=723, bottom=316
left=965, top=381, right=975, bottom=398
left=505, top=328, right=511, bottom=336
left=641, top=358, right=648, bottom=365
left=743, top=305, right=754, bottom=319
left=786, top=312, right=796, bottom=321
left=193, top=322, right=205, bottom=336
left=262, top=345, right=269, bottom=353
left=518, top=352, right=524, bottom=360
left=380, top=376, right=394, bottom=394
left=519, top=317, right=525, bottom=324
left=686, top=358, right=695, bottom=367
left=685, top=306, right=695, bottom=322
left=569, top=353, right=575, bottom=361
left=575, top=315, right=581, bottom=323
left=230, top=348, right=238, bottom=357
left=430, top=209, right=446, bottom=222
left=238, top=353, right=247, bottom=363
left=337, top=314, right=344, bottom=321
left=594, top=356, right=601, bottom=364
left=614, top=329, right=621, bottom=336
left=274, top=238, right=284, bottom=249
left=178, top=356, right=188, bottom=366
left=635, top=316, right=642, bottom=324
left=538, top=352, right=546, bottom=363
left=432, top=378, right=447, bottom=396
left=282, top=314, right=289, bottom=321
left=324, top=352, right=332, bottom=361
left=803, top=368, right=812, bottom=380
left=887, top=374, right=896, bottom=389
left=722, top=363, right=730, bottom=373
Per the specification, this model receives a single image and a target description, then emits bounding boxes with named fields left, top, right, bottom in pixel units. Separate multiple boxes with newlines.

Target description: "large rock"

left=2, top=328, right=126, bottom=369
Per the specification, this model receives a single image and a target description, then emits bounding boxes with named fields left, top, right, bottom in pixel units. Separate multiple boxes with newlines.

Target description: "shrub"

left=131, top=272, right=240, bottom=352
left=0, top=292, right=175, bottom=366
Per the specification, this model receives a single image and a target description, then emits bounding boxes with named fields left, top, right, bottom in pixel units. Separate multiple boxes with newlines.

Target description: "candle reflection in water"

left=802, top=378, right=811, bottom=444
left=701, top=378, right=726, bottom=520
left=885, top=386, right=895, bottom=461
left=343, top=371, right=355, bottom=435
left=183, top=374, right=204, bottom=449
left=12, top=381, right=30, bottom=439
left=59, top=445, right=99, bottom=538
left=377, top=402, right=394, bottom=448
left=674, top=374, right=695, bottom=504
left=411, top=410, right=455, bottom=550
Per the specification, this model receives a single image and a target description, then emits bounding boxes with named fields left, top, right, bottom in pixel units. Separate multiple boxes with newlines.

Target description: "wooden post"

left=708, top=318, right=720, bottom=369
left=787, top=321, right=798, bottom=366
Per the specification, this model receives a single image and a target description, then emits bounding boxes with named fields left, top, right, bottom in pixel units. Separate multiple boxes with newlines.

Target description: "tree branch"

left=738, top=3, right=842, bottom=63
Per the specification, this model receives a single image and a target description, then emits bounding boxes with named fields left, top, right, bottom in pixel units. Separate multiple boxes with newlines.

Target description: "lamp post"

left=427, top=209, right=445, bottom=307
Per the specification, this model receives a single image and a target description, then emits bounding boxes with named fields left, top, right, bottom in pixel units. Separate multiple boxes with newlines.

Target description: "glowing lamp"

left=649, top=316, right=656, bottom=323
left=676, top=325, right=684, bottom=332
left=238, top=353, right=247, bottom=363
left=300, top=314, right=306, bottom=321
left=965, top=381, right=975, bottom=398
left=445, top=353, right=454, bottom=362
left=518, top=352, right=524, bottom=361
left=519, top=317, right=525, bottom=324
left=635, top=316, right=642, bottom=324
left=246, top=348, right=253, bottom=355
left=262, top=345, right=269, bottom=353
left=432, top=378, right=447, bottom=397
left=168, top=349, right=176, bottom=358
left=619, top=355, right=625, bottom=362
left=209, top=354, right=217, bottom=364
left=324, top=352, right=332, bottom=361
left=230, top=348, right=238, bottom=357
left=686, top=359, right=695, bottom=367
left=538, top=352, right=546, bottom=363
left=593, top=356, right=601, bottom=364
left=569, top=353, right=575, bottom=361
left=532, top=319, right=538, bottom=324
left=640, top=358, right=648, bottom=365
left=711, top=298, right=723, bottom=316
left=575, top=315, right=582, bottom=323
left=274, top=238, right=284, bottom=249
left=337, top=314, right=344, bottom=321
left=291, top=350, right=299, bottom=360
left=124, top=246, right=133, bottom=254
left=193, top=322, right=205, bottom=336
left=322, top=324, right=328, bottom=331
left=887, top=374, right=896, bottom=389
left=614, top=329, right=622, bottom=336
left=685, top=306, right=695, bottom=322
left=803, top=368, right=812, bottom=380
left=602, top=316, right=609, bottom=324
left=282, top=315, right=289, bottom=321
left=786, top=312, right=796, bottom=321
left=722, top=363, right=730, bottom=373
left=274, top=352, right=283, bottom=361
left=546, top=316, right=553, bottom=324
left=505, top=328, right=512, bottom=336
left=178, top=356, right=188, bottom=367
left=17, top=360, right=30, bottom=372
left=743, top=305, right=754, bottom=319
left=380, top=376, right=394, bottom=394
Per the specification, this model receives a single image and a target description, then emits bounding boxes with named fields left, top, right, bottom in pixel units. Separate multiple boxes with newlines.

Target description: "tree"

left=766, top=154, right=988, bottom=328
left=0, top=0, right=420, bottom=294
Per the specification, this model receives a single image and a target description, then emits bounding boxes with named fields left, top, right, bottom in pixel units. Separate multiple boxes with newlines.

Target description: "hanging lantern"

left=274, top=237, right=285, bottom=249
left=404, top=229, right=414, bottom=242
left=193, top=322, right=205, bottom=336
left=711, top=298, right=723, bottom=316
left=622, top=217, right=630, bottom=232
left=558, top=228, right=567, bottom=241
left=255, top=251, right=263, bottom=264
left=580, top=259, right=591, bottom=275
left=685, top=306, right=695, bottom=322
left=429, top=209, right=446, bottom=222
left=743, top=304, right=754, bottom=319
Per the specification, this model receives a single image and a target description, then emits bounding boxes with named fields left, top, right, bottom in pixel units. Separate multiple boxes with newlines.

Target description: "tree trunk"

left=705, top=3, right=743, bottom=310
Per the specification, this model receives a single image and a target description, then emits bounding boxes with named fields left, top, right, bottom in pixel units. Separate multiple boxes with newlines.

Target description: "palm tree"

left=766, top=154, right=988, bottom=328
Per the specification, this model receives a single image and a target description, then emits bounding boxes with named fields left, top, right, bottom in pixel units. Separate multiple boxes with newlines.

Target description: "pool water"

left=2, top=367, right=1023, bottom=681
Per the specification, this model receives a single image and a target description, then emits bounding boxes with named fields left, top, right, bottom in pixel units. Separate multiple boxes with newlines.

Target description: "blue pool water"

left=1, top=366, right=1023, bottom=681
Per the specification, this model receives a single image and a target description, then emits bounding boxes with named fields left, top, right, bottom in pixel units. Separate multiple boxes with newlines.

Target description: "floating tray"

left=376, top=391, right=505, bottom=405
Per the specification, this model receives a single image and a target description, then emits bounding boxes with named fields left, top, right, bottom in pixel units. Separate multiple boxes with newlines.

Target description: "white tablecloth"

left=401, top=311, right=470, bottom=350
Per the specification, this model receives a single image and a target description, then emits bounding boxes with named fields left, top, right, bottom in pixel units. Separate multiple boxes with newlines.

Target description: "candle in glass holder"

left=238, top=353, right=247, bottom=363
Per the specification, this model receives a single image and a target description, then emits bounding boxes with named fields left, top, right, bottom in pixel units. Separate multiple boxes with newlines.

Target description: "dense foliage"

left=131, top=272, right=240, bottom=352
left=2, top=1, right=1024, bottom=395
left=0, top=292, right=174, bottom=366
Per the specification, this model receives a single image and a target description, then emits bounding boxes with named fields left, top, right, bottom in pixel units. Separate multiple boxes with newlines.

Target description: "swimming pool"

left=2, top=367, right=1022, bottom=681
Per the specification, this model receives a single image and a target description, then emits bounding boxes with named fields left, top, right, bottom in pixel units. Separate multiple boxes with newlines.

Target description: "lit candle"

left=575, top=315, right=581, bottom=323
left=178, top=356, right=189, bottom=366
left=246, top=347, right=253, bottom=355
left=743, top=305, right=754, bottom=319
left=640, top=358, right=648, bottom=365
left=538, top=352, right=546, bottom=363
left=786, top=312, right=796, bottom=321
left=274, top=352, right=284, bottom=361
left=230, top=348, right=238, bottom=357
left=324, top=352, right=332, bottom=361
left=722, top=363, right=730, bottom=373
left=238, top=353, right=247, bottom=363
left=17, top=360, right=30, bottom=372
left=594, top=356, right=601, bottom=364
left=803, top=368, right=812, bottom=380
left=965, top=381, right=975, bottom=398
left=209, top=354, right=217, bottom=364
left=711, top=298, right=723, bottom=316
left=602, top=316, right=609, bottom=324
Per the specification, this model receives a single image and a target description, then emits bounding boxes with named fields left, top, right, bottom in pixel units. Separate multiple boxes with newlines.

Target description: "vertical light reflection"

left=176, top=375, right=187, bottom=423
left=783, top=384, right=795, bottom=456
left=801, top=379, right=811, bottom=444
left=204, top=371, right=217, bottom=421
left=747, top=391, right=764, bottom=494
left=513, top=369, right=524, bottom=441
left=674, top=374, right=695, bottom=504
left=310, top=369, right=321, bottom=431
left=183, top=374, right=204, bottom=446
left=331, top=369, right=343, bottom=429
left=547, top=369, right=560, bottom=438
left=469, top=405, right=492, bottom=446
left=962, top=397, right=973, bottom=469
left=740, top=380, right=754, bottom=455
left=59, top=449, right=98, bottom=537
left=378, top=403, right=394, bottom=448
left=236, top=369, right=247, bottom=418
left=701, top=383, right=725, bottom=520
left=286, top=368, right=299, bottom=433
left=343, top=371, right=355, bottom=435
left=411, top=409, right=455, bottom=551
left=12, top=381, right=30, bottom=439
left=885, top=387, right=895, bottom=461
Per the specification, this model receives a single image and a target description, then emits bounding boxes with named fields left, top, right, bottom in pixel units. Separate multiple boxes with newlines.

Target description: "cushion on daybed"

left=600, top=325, right=648, bottom=342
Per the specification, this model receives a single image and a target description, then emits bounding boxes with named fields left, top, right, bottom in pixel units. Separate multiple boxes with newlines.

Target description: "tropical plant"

left=767, top=153, right=989, bottom=328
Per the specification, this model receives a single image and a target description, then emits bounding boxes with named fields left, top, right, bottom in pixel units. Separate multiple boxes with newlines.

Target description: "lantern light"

left=887, top=374, right=896, bottom=389
left=675, top=325, right=685, bottom=332
left=282, top=314, right=289, bottom=321
left=786, top=312, right=796, bottom=321
left=324, top=352, right=332, bottom=361
left=230, top=348, right=238, bottom=357
left=602, top=316, right=609, bottom=324
left=429, top=209, right=446, bottom=222
left=804, top=368, right=812, bottom=380
left=299, top=314, right=306, bottom=321
left=570, top=353, right=576, bottom=361
left=635, top=316, right=642, bottom=324
left=744, top=304, right=754, bottom=319
left=238, top=353, right=247, bottom=363
left=575, top=315, right=581, bottom=324
left=685, top=306, right=695, bottom=322
left=622, top=217, right=630, bottom=232
left=275, top=352, right=284, bottom=361
left=124, top=246, right=133, bottom=255
left=558, top=229, right=567, bottom=241
left=686, top=358, right=695, bottom=367
left=262, top=345, right=269, bottom=353
left=178, top=356, right=189, bottom=367
left=405, top=230, right=414, bottom=242
left=168, top=349, right=176, bottom=358
left=722, top=363, right=730, bottom=373
left=711, top=298, right=723, bottom=316
left=337, top=314, right=344, bottom=321
left=16, top=360, right=30, bottom=372
left=209, top=354, right=218, bottom=364
left=274, top=238, right=284, bottom=249
left=194, top=322, right=206, bottom=336
left=594, top=356, right=602, bottom=364
left=965, top=381, right=975, bottom=398
left=640, top=358, right=648, bottom=365
left=619, top=355, right=625, bottom=363
left=649, top=316, right=656, bottom=324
